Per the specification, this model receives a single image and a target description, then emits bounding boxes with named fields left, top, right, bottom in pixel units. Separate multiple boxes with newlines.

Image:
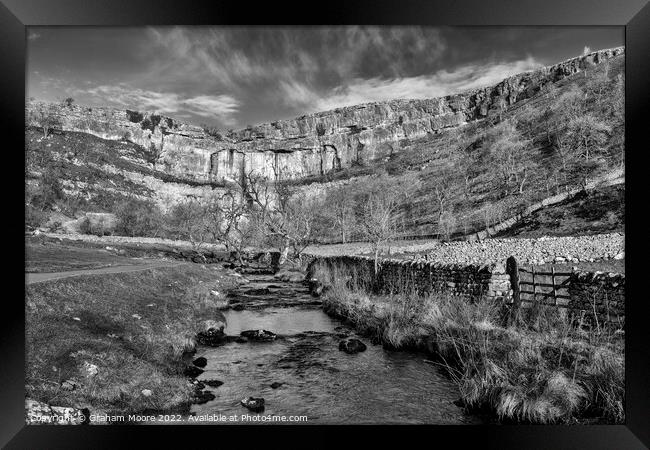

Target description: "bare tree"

left=325, top=185, right=357, bottom=243
left=438, top=210, right=457, bottom=241
left=482, top=120, right=530, bottom=196
left=28, top=103, right=62, bottom=138
left=428, top=165, right=457, bottom=226
left=565, top=114, right=611, bottom=162
left=356, top=175, right=412, bottom=274
left=238, top=171, right=318, bottom=264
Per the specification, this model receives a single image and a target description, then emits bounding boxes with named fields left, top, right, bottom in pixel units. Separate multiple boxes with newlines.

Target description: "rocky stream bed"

left=179, top=269, right=480, bottom=424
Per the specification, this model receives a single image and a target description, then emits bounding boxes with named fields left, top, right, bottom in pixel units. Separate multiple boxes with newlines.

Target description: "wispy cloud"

left=279, top=56, right=543, bottom=113
left=29, top=26, right=610, bottom=128
left=79, top=85, right=240, bottom=125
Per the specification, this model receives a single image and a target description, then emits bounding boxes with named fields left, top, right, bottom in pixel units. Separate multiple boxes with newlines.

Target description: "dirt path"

left=25, top=260, right=181, bottom=285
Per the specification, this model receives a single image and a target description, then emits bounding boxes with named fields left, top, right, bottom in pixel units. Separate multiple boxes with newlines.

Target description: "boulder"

left=192, top=357, right=208, bottom=368
left=338, top=338, right=367, bottom=354
left=274, top=269, right=305, bottom=283
left=240, top=329, right=277, bottom=342
left=196, top=320, right=227, bottom=346
left=184, top=366, right=204, bottom=377
left=241, top=397, right=265, bottom=413
left=203, top=379, right=224, bottom=388
left=193, top=391, right=216, bottom=405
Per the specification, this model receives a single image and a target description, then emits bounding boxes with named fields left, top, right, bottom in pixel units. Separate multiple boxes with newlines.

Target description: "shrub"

left=126, top=110, right=144, bottom=123
left=27, top=104, right=62, bottom=138
left=78, top=216, right=108, bottom=237
left=141, top=118, right=153, bottom=132
left=202, top=124, right=222, bottom=139
left=25, top=205, right=49, bottom=229
left=29, top=168, right=65, bottom=212
left=114, top=198, right=163, bottom=237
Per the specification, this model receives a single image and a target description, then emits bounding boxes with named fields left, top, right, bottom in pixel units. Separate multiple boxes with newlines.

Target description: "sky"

left=26, top=26, right=623, bottom=130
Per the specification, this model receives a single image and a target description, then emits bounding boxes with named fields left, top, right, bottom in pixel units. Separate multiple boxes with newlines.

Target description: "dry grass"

left=25, top=263, right=238, bottom=417
left=314, top=261, right=624, bottom=424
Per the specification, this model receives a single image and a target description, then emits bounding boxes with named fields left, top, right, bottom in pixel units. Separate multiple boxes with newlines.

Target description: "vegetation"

left=201, top=124, right=223, bottom=139
left=238, top=171, right=320, bottom=263
left=114, top=197, right=164, bottom=238
left=312, top=261, right=624, bottom=424
left=27, top=103, right=62, bottom=138
left=298, top=56, right=625, bottom=242
left=26, top=264, right=238, bottom=417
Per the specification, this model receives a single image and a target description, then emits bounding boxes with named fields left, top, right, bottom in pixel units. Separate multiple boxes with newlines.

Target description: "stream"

left=188, top=273, right=480, bottom=425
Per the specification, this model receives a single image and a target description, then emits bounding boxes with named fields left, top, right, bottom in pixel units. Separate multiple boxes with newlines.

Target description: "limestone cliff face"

left=28, top=47, right=623, bottom=185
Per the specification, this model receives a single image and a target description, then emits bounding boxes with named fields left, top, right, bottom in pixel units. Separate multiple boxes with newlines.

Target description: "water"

left=188, top=275, right=479, bottom=425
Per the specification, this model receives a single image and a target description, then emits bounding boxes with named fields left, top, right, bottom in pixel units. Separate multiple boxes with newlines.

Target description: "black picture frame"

left=2, top=0, right=648, bottom=447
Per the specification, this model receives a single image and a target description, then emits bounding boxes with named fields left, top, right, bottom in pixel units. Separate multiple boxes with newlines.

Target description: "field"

left=25, top=236, right=159, bottom=273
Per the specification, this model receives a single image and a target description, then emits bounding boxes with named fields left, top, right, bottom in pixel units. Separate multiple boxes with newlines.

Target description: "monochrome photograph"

left=24, top=25, right=625, bottom=426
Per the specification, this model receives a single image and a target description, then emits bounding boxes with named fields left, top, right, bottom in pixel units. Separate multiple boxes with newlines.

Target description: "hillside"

left=25, top=47, right=625, bottom=242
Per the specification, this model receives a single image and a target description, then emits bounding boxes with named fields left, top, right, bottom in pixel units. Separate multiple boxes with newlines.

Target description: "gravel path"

left=25, top=260, right=181, bottom=285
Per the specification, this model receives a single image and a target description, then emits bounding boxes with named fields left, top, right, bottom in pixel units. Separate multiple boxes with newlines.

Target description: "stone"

left=141, top=389, right=153, bottom=397
left=25, top=399, right=89, bottom=425
left=270, top=382, right=284, bottom=389
left=61, top=379, right=78, bottom=391
left=194, top=391, right=216, bottom=405
left=274, top=270, right=305, bottom=283
left=203, top=379, right=224, bottom=388
left=240, top=329, right=277, bottom=341
left=338, top=338, right=367, bottom=354
left=241, top=397, right=265, bottom=413
left=196, top=320, right=227, bottom=346
left=83, top=362, right=99, bottom=377
left=192, top=357, right=208, bottom=368
left=184, top=366, right=204, bottom=377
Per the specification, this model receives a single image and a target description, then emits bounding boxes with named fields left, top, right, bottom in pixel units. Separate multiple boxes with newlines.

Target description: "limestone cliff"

left=28, top=47, right=623, bottom=185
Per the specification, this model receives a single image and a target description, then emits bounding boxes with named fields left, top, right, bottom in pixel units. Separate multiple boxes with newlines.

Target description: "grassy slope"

left=495, top=184, right=624, bottom=239
left=25, top=127, right=225, bottom=218
left=25, top=261, right=238, bottom=417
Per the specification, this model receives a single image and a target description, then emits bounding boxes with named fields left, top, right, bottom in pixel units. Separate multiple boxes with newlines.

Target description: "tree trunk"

left=374, top=245, right=380, bottom=277
left=279, top=238, right=291, bottom=265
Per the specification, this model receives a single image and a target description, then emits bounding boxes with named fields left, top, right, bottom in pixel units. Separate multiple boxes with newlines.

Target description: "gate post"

left=506, top=256, right=521, bottom=324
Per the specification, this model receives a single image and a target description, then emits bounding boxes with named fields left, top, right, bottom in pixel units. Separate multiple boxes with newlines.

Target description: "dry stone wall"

left=309, top=255, right=625, bottom=328
left=567, top=271, right=625, bottom=327
left=309, top=255, right=513, bottom=302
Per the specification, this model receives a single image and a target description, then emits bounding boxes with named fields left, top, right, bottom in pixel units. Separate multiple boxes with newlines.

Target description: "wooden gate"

left=517, top=265, right=572, bottom=307
left=506, top=256, right=573, bottom=311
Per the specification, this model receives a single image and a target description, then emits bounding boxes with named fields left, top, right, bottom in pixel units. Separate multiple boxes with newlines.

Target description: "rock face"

left=28, top=48, right=623, bottom=185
